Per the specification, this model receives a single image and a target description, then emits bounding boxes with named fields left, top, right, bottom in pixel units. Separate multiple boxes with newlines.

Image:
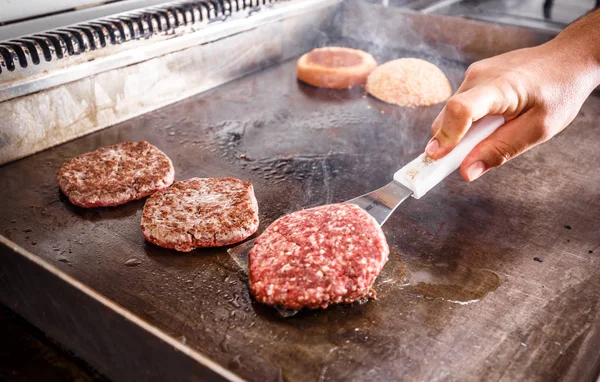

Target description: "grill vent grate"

left=0, top=0, right=277, bottom=74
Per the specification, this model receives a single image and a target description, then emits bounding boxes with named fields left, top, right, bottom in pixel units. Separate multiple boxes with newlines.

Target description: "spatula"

left=347, top=115, right=505, bottom=224
left=229, top=115, right=505, bottom=271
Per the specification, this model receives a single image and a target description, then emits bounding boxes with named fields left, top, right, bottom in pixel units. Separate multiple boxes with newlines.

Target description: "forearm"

left=551, top=8, right=600, bottom=89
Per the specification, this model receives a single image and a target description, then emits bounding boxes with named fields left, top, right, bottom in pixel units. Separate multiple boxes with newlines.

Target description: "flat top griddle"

left=2, top=32, right=600, bottom=382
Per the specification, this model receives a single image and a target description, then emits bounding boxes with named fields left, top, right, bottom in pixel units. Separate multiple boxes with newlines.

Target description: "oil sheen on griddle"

left=377, top=250, right=500, bottom=304
left=232, top=246, right=500, bottom=311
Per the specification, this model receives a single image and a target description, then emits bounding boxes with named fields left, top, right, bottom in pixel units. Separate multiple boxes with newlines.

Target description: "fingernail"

left=425, top=139, right=439, bottom=156
left=466, top=161, right=486, bottom=181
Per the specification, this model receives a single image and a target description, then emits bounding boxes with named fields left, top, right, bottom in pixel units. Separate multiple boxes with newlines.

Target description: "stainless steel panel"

left=0, top=0, right=341, bottom=165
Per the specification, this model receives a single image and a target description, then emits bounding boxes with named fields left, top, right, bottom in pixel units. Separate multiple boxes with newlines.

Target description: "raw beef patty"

left=141, top=177, right=259, bottom=252
left=249, top=203, right=389, bottom=310
left=56, top=141, right=174, bottom=208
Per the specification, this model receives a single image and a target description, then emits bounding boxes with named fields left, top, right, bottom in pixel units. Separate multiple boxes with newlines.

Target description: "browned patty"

left=56, top=141, right=174, bottom=208
left=366, top=58, right=452, bottom=107
left=297, top=47, right=377, bottom=89
left=141, top=177, right=259, bottom=252
left=249, top=203, right=389, bottom=310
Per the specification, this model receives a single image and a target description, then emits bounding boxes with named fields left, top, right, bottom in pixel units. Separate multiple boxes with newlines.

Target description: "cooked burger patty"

left=297, top=47, right=377, bottom=89
left=248, top=203, right=389, bottom=310
left=366, top=58, right=452, bottom=107
left=56, top=141, right=174, bottom=208
left=141, top=177, right=259, bottom=252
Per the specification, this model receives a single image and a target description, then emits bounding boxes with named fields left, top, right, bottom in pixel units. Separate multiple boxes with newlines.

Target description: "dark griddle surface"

left=2, top=48, right=600, bottom=381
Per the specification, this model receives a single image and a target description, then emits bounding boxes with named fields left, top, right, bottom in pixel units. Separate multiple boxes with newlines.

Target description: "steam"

left=300, top=0, right=470, bottom=162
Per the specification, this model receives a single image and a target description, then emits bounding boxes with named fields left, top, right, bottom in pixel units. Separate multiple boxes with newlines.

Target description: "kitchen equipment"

left=1, top=1, right=599, bottom=381
left=229, top=115, right=505, bottom=270
left=229, top=115, right=505, bottom=320
left=349, top=115, right=505, bottom=222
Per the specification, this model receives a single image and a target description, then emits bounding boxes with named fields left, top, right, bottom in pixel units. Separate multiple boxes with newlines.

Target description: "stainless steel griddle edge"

left=0, top=236, right=243, bottom=382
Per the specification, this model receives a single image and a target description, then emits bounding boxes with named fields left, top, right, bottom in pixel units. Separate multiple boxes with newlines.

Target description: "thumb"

left=426, top=83, right=517, bottom=159
left=459, top=110, right=549, bottom=182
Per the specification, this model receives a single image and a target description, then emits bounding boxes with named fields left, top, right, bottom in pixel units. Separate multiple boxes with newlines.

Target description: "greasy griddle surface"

left=2, top=47, right=600, bottom=381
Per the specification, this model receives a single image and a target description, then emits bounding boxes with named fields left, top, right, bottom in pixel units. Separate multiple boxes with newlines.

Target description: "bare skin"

left=425, top=9, right=600, bottom=182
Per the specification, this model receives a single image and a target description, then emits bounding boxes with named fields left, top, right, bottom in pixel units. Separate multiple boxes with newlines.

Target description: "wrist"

left=551, top=11, right=600, bottom=89
left=543, top=39, right=600, bottom=94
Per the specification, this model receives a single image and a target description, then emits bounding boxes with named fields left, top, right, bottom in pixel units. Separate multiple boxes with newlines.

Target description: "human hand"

left=425, top=22, right=600, bottom=182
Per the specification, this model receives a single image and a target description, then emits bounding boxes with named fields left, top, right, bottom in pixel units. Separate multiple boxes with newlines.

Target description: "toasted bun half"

left=297, top=47, right=377, bottom=89
left=366, top=58, right=452, bottom=107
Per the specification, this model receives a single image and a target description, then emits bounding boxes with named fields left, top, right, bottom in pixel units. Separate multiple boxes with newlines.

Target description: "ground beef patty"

left=141, top=177, right=259, bottom=252
left=366, top=58, right=452, bottom=107
left=249, top=203, right=389, bottom=310
left=56, top=141, right=174, bottom=208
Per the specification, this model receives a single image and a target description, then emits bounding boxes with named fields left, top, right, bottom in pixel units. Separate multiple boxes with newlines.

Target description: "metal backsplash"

left=0, top=0, right=342, bottom=165
left=0, top=0, right=279, bottom=97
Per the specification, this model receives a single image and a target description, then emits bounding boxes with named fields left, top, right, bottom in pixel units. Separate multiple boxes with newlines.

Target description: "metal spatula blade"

left=228, top=238, right=255, bottom=273
left=345, top=181, right=412, bottom=226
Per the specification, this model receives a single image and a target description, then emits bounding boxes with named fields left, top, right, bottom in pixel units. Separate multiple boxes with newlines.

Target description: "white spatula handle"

left=394, top=115, right=505, bottom=199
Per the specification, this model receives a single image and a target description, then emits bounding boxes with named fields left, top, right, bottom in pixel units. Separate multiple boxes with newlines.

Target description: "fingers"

left=430, top=79, right=478, bottom=136
left=430, top=109, right=444, bottom=136
left=459, top=110, right=549, bottom=181
left=431, top=64, right=487, bottom=136
left=426, top=84, right=511, bottom=159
